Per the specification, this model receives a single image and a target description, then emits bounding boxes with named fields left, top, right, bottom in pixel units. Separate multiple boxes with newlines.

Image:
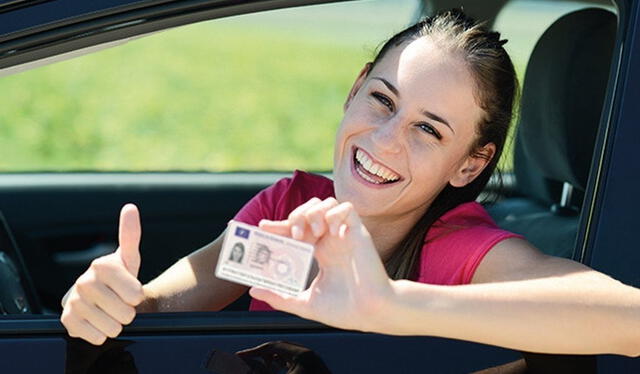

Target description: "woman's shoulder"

left=418, top=201, right=523, bottom=285
left=435, top=201, right=497, bottom=228
left=428, top=201, right=521, bottom=246
left=286, top=170, right=335, bottom=197
left=259, top=170, right=333, bottom=197
left=291, top=170, right=334, bottom=188
left=267, top=170, right=335, bottom=220
left=233, top=170, right=334, bottom=225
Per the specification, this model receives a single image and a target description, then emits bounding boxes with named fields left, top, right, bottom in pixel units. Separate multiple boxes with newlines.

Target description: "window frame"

left=0, top=0, right=637, bottom=371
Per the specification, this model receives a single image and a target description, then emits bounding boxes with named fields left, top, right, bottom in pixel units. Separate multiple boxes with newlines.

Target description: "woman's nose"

left=371, top=119, right=403, bottom=154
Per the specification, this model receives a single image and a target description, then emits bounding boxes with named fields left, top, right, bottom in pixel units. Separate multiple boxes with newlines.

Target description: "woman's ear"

left=344, top=62, right=372, bottom=112
left=449, top=143, right=496, bottom=187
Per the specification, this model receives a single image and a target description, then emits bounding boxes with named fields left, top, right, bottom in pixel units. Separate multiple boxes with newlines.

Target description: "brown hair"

left=371, top=9, right=519, bottom=280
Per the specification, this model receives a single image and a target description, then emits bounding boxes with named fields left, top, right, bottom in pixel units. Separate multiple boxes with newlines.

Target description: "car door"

left=0, top=0, right=637, bottom=373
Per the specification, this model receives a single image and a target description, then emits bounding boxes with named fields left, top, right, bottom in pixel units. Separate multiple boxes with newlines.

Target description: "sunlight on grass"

left=0, top=0, right=576, bottom=173
left=0, top=0, right=421, bottom=172
left=0, top=23, right=367, bottom=171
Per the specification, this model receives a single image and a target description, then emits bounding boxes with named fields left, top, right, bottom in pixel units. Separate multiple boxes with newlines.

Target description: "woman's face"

left=333, top=37, right=489, bottom=220
left=231, top=244, right=243, bottom=261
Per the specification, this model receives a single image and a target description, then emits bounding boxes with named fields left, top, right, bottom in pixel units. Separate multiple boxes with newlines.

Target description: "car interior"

left=486, top=6, right=617, bottom=260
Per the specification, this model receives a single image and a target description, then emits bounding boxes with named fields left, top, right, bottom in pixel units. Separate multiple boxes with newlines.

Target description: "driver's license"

left=215, top=220, right=315, bottom=297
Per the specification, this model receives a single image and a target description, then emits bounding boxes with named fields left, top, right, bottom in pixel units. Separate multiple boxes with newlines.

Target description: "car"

left=0, top=0, right=638, bottom=372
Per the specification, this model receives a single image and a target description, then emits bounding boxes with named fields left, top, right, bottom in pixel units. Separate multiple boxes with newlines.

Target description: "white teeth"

left=356, top=166, right=379, bottom=184
left=364, top=158, right=373, bottom=171
left=354, top=148, right=400, bottom=182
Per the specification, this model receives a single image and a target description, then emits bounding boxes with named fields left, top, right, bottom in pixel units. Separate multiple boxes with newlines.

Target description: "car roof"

left=0, top=0, right=620, bottom=77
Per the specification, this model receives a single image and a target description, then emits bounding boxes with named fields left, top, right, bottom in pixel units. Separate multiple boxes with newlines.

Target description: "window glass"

left=0, top=0, right=418, bottom=172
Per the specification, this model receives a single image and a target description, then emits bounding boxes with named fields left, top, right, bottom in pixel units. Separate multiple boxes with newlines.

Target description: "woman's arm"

left=139, top=231, right=248, bottom=312
left=250, top=199, right=640, bottom=357
left=383, top=238, right=640, bottom=356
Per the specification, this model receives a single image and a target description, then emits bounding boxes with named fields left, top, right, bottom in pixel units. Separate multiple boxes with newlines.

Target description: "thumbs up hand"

left=61, top=204, right=145, bottom=345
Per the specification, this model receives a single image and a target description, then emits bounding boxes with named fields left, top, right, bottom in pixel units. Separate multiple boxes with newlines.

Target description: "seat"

left=0, top=211, right=40, bottom=314
left=487, top=8, right=617, bottom=258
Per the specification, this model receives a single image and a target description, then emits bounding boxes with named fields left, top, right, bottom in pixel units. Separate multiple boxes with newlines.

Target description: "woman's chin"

left=334, top=187, right=383, bottom=217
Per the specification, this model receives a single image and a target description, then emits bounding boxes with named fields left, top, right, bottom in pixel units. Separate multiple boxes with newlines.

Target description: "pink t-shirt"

left=233, top=170, right=522, bottom=311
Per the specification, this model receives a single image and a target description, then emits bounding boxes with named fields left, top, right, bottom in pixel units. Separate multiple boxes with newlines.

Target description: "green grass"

left=0, top=22, right=371, bottom=171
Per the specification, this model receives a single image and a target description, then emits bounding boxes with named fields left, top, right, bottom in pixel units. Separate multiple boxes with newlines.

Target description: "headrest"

left=517, top=8, right=616, bottom=192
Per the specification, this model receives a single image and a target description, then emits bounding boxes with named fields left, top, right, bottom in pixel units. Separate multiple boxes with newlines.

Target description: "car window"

left=0, top=0, right=419, bottom=173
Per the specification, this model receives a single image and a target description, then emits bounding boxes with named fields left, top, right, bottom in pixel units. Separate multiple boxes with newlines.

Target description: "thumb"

left=249, top=287, right=305, bottom=317
left=258, top=219, right=291, bottom=237
left=116, top=203, right=142, bottom=277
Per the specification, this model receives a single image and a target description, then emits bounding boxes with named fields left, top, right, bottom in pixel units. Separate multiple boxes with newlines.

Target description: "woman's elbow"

left=622, top=341, right=640, bottom=357
left=616, top=330, right=640, bottom=357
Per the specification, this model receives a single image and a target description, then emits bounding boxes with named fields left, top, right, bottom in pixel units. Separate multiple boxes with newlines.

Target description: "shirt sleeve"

left=458, top=228, right=523, bottom=284
left=232, top=177, right=293, bottom=226
left=418, top=226, right=523, bottom=285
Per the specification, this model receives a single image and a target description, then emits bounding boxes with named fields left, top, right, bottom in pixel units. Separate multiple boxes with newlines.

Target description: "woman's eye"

left=418, top=123, right=442, bottom=140
left=372, top=92, right=394, bottom=111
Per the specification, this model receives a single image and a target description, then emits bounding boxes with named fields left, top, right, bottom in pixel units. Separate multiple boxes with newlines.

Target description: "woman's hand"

left=251, top=198, right=394, bottom=332
left=60, top=204, right=145, bottom=345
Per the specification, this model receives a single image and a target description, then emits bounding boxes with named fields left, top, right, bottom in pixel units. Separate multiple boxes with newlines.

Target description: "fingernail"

left=339, top=223, right=348, bottom=238
left=310, top=222, right=321, bottom=237
left=329, top=223, right=339, bottom=236
left=291, top=225, right=303, bottom=240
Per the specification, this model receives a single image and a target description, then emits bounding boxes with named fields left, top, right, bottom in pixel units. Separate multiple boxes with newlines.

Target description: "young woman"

left=60, top=10, right=640, bottom=356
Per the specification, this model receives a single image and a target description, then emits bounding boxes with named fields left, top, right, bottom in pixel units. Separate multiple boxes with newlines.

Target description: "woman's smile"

left=351, top=146, right=402, bottom=187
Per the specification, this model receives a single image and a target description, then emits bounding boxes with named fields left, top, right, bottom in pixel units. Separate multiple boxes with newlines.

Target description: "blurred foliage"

left=0, top=0, right=579, bottom=173
left=0, top=23, right=367, bottom=171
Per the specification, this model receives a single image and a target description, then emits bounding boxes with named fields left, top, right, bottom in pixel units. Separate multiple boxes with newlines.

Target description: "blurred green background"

left=0, top=0, right=584, bottom=172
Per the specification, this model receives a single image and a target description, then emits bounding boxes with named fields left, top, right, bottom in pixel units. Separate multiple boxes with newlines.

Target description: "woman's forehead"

left=369, top=38, right=483, bottom=133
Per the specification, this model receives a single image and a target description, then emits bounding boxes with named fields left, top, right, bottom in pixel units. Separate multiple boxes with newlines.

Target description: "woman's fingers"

left=249, top=287, right=307, bottom=318
left=79, top=281, right=137, bottom=325
left=304, top=198, right=339, bottom=238
left=260, top=198, right=348, bottom=245
left=62, top=312, right=108, bottom=345
left=61, top=251, right=143, bottom=345
left=258, top=219, right=291, bottom=237
left=62, top=294, right=123, bottom=345
left=74, top=298, right=124, bottom=339
left=287, top=197, right=322, bottom=240
left=325, top=202, right=357, bottom=237
left=91, top=255, right=145, bottom=306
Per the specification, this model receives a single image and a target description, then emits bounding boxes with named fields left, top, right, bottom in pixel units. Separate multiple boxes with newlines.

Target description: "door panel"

left=0, top=172, right=287, bottom=311
left=0, top=322, right=522, bottom=374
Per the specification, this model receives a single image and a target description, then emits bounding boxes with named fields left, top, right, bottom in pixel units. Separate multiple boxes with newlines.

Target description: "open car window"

left=0, top=0, right=419, bottom=173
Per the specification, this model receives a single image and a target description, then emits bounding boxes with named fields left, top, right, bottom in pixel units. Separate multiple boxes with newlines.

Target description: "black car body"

left=0, top=0, right=638, bottom=372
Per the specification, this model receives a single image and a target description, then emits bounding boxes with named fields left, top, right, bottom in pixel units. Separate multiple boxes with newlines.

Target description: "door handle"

left=53, top=242, right=116, bottom=266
